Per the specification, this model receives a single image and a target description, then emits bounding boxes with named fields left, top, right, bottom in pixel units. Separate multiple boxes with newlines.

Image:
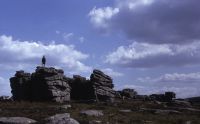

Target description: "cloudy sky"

left=0, top=0, right=200, bottom=98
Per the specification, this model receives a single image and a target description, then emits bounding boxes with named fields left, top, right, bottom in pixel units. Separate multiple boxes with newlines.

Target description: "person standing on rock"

left=42, top=55, right=46, bottom=67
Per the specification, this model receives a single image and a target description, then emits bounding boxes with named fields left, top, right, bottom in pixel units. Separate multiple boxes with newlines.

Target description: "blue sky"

left=0, top=0, right=200, bottom=98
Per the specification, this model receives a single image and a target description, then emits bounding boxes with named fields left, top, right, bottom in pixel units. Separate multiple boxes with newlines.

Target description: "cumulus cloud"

left=0, top=35, right=91, bottom=73
left=89, top=0, right=200, bottom=44
left=105, top=41, right=200, bottom=68
left=102, top=68, right=123, bottom=77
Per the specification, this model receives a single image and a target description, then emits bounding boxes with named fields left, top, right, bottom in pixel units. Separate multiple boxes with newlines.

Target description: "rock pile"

left=90, top=69, right=116, bottom=101
left=10, top=66, right=71, bottom=103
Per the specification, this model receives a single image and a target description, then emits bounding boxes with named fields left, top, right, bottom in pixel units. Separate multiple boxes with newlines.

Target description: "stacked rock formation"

left=90, top=69, right=116, bottom=101
left=10, top=66, right=71, bottom=103
left=31, top=66, right=71, bottom=102
left=10, top=67, right=116, bottom=102
left=10, top=71, right=31, bottom=101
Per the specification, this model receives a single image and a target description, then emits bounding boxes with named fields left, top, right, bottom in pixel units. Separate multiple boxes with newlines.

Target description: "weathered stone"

left=10, top=71, right=31, bottom=101
left=90, top=69, right=115, bottom=101
left=80, top=110, right=104, bottom=117
left=10, top=66, right=71, bottom=103
left=45, top=113, right=79, bottom=124
left=10, top=67, right=116, bottom=102
left=0, top=117, right=37, bottom=124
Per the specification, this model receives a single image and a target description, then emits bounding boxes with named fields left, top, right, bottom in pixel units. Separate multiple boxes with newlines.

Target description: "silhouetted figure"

left=42, top=56, right=46, bottom=67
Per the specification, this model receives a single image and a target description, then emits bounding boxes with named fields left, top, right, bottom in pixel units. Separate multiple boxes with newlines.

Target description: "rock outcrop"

left=150, top=92, right=176, bottom=102
left=10, top=67, right=116, bottom=102
left=90, top=69, right=116, bottom=101
left=10, top=66, right=71, bottom=103
left=118, top=88, right=138, bottom=99
left=70, top=69, right=116, bottom=101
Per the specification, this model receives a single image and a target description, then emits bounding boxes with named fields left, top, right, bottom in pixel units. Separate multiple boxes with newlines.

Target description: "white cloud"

left=123, top=84, right=199, bottom=98
left=102, top=68, right=123, bottom=77
left=105, top=41, right=200, bottom=68
left=0, top=35, right=91, bottom=73
left=122, top=72, right=200, bottom=98
left=88, top=6, right=119, bottom=28
left=138, top=72, right=200, bottom=84
left=63, top=33, right=74, bottom=41
left=116, top=0, right=154, bottom=9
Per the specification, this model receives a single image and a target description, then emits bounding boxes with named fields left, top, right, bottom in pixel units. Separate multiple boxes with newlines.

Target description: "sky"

left=0, top=0, right=200, bottom=98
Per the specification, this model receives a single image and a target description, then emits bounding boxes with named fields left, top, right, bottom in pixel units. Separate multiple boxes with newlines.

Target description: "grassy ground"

left=0, top=100, right=199, bottom=124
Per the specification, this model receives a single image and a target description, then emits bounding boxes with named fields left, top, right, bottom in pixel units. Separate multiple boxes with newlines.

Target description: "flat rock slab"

left=0, top=117, right=37, bottom=124
left=119, top=109, right=132, bottom=113
left=60, top=105, right=72, bottom=110
left=80, top=110, right=103, bottom=117
left=45, top=113, right=79, bottom=124
left=140, top=108, right=181, bottom=115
